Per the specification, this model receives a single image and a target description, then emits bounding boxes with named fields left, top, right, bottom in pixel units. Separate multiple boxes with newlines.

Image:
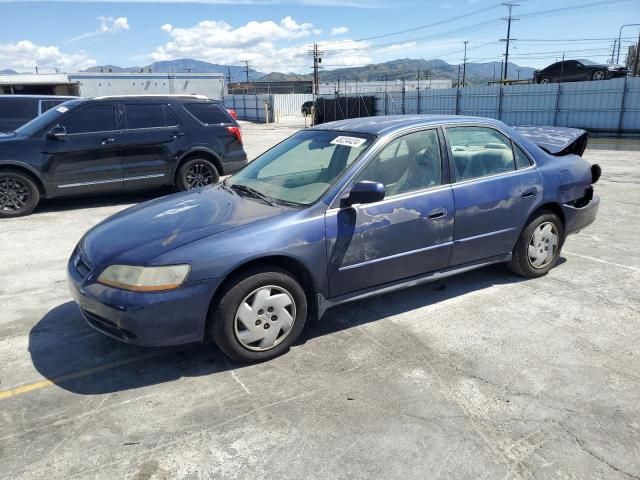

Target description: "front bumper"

left=561, top=192, right=600, bottom=235
left=67, top=254, right=221, bottom=347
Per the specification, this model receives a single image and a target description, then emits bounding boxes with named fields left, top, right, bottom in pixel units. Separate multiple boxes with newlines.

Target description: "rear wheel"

left=0, top=171, right=40, bottom=218
left=509, top=211, right=564, bottom=278
left=176, top=158, right=219, bottom=191
left=211, top=268, right=308, bottom=363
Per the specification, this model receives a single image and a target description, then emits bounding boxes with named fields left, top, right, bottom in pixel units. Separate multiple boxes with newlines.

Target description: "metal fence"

left=319, top=77, right=640, bottom=133
left=225, top=78, right=640, bottom=132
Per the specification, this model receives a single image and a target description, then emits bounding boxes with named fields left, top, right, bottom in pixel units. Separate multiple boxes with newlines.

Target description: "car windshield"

left=15, top=100, right=81, bottom=136
left=227, top=130, right=375, bottom=206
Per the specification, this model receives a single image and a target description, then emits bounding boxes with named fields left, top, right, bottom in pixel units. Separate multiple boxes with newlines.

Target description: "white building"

left=0, top=72, right=225, bottom=100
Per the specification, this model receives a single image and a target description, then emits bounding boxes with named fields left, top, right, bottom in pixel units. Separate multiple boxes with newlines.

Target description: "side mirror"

left=47, top=125, right=67, bottom=139
left=341, top=181, right=385, bottom=207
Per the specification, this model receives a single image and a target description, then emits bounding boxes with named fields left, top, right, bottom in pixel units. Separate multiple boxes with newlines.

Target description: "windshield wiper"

left=230, top=183, right=277, bottom=206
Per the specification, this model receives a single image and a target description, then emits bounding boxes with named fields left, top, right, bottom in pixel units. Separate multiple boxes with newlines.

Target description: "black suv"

left=0, top=95, right=78, bottom=133
left=0, top=95, right=247, bottom=217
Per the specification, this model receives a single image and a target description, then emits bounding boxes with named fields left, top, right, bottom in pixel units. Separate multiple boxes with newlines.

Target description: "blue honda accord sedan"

left=68, top=116, right=600, bottom=362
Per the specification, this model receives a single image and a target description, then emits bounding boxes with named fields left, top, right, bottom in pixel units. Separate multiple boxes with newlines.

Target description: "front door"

left=45, top=103, right=123, bottom=195
left=326, top=127, right=455, bottom=298
left=119, top=103, right=181, bottom=190
left=444, top=125, right=543, bottom=266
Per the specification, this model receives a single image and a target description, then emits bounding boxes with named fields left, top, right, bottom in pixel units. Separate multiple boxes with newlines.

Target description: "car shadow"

left=32, top=188, right=174, bottom=215
left=28, top=261, right=555, bottom=395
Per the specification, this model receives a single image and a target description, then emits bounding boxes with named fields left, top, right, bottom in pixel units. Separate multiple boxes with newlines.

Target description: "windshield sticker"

left=56, top=106, right=69, bottom=113
left=330, top=136, right=366, bottom=148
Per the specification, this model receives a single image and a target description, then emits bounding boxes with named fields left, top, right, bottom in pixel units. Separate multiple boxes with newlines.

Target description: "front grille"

left=73, top=247, right=93, bottom=279
left=82, top=309, right=137, bottom=341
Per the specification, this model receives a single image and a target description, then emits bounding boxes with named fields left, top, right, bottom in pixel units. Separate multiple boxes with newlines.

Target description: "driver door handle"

left=522, top=188, right=538, bottom=199
left=100, top=137, right=115, bottom=145
left=171, top=131, right=185, bottom=139
left=428, top=207, right=448, bottom=220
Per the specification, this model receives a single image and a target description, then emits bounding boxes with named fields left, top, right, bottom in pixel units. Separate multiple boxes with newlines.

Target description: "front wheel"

left=176, top=158, right=219, bottom=191
left=509, top=211, right=564, bottom=278
left=538, top=77, right=550, bottom=84
left=592, top=70, right=606, bottom=81
left=211, top=268, right=308, bottom=363
left=0, top=171, right=40, bottom=218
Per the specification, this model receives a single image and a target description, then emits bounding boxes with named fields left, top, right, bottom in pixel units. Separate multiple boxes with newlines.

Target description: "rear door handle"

left=522, top=188, right=537, bottom=199
left=427, top=208, right=448, bottom=220
left=100, top=137, right=115, bottom=145
left=171, top=131, right=185, bottom=139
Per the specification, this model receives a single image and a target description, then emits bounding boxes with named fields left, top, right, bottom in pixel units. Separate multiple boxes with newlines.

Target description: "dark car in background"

left=534, top=59, right=628, bottom=84
left=0, top=95, right=77, bottom=133
left=67, top=115, right=600, bottom=363
left=0, top=95, right=246, bottom=217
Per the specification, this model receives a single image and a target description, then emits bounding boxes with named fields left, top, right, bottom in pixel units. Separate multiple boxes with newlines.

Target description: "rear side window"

left=447, top=126, right=516, bottom=181
left=61, top=104, right=117, bottom=134
left=0, top=98, right=38, bottom=121
left=124, top=104, right=166, bottom=129
left=514, top=144, right=532, bottom=169
left=184, top=103, right=231, bottom=125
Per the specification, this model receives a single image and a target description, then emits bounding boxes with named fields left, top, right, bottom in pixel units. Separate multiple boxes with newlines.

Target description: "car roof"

left=0, top=95, right=78, bottom=100
left=308, top=115, right=502, bottom=136
left=89, top=94, right=215, bottom=102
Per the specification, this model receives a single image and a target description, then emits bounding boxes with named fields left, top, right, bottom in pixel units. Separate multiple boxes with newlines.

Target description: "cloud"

left=0, top=0, right=383, bottom=6
left=0, top=40, right=96, bottom=71
left=375, top=41, right=417, bottom=53
left=151, top=16, right=320, bottom=69
left=330, top=26, right=349, bottom=36
left=67, top=16, right=130, bottom=43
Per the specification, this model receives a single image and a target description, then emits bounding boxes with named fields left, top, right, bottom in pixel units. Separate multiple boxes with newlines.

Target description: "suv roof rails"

left=92, top=94, right=210, bottom=100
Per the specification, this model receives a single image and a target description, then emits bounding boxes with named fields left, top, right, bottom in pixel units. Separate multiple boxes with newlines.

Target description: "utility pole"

left=226, top=67, right=232, bottom=86
left=244, top=60, right=250, bottom=85
left=462, top=41, right=469, bottom=87
left=610, top=39, right=618, bottom=64
left=308, top=43, right=324, bottom=96
left=617, top=24, right=640, bottom=64
left=634, top=31, right=640, bottom=76
left=457, top=64, right=461, bottom=87
left=500, top=2, right=519, bottom=82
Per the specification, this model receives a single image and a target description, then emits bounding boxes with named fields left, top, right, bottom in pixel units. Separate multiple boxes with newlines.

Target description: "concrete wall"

left=69, top=73, right=225, bottom=100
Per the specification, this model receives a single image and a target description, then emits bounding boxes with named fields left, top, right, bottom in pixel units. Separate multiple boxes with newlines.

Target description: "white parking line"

left=563, top=250, right=639, bottom=272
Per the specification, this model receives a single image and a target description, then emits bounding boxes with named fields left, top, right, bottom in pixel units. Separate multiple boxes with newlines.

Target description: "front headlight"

left=97, top=264, right=191, bottom=291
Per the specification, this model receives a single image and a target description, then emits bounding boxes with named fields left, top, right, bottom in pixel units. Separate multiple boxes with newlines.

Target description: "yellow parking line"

left=0, top=351, right=161, bottom=400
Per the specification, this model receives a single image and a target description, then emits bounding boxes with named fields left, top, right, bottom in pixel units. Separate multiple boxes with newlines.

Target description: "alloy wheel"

left=592, top=71, right=606, bottom=81
left=185, top=162, right=216, bottom=188
left=527, top=222, right=559, bottom=269
left=234, top=285, right=296, bottom=351
left=0, top=176, right=31, bottom=213
left=540, top=78, right=550, bottom=84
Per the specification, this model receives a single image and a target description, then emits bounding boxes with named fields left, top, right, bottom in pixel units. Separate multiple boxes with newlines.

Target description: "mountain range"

left=83, top=58, right=536, bottom=85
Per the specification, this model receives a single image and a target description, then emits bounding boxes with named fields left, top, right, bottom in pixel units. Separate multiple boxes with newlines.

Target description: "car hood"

left=81, top=184, right=289, bottom=268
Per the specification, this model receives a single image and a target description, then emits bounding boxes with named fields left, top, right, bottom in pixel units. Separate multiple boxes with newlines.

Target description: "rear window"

left=184, top=103, right=231, bottom=125
left=125, top=104, right=165, bottom=129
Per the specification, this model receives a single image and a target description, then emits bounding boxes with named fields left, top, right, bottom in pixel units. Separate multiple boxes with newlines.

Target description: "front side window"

left=227, top=130, right=374, bottom=206
left=124, top=104, right=166, bottom=129
left=447, top=126, right=516, bottom=181
left=61, top=104, right=117, bottom=134
left=355, top=129, right=442, bottom=196
left=0, top=98, right=38, bottom=122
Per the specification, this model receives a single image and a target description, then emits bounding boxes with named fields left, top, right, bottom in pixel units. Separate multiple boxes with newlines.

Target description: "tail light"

left=226, top=126, right=242, bottom=145
left=226, top=108, right=238, bottom=120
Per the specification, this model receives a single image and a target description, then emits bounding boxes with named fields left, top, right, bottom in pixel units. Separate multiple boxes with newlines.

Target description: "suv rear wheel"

left=0, top=171, right=40, bottom=218
left=176, top=158, right=220, bottom=191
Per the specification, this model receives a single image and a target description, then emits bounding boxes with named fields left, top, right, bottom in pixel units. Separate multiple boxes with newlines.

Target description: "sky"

left=0, top=0, right=638, bottom=74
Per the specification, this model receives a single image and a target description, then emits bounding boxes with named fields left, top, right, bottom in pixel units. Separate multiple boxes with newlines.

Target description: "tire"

left=592, top=70, right=606, bottom=81
left=508, top=210, right=564, bottom=278
left=211, top=267, right=308, bottom=363
left=176, top=158, right=219, bottom=191
left=538, top=78, right=550, bottom=84
left=0, top=170, right=40, bottom=218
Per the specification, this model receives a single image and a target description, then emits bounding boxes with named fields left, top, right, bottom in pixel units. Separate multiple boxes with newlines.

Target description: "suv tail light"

left=226, top=126, right=243, bottom=145
left=226, top=108, right=238, bottom=120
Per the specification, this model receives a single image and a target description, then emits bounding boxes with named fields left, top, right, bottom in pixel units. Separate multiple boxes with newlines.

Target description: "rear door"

left=46, top=103, right=123, bottom=195
left=120, top=102, right=182, bottom=190
left=445, top=125, right=542, bottom=266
